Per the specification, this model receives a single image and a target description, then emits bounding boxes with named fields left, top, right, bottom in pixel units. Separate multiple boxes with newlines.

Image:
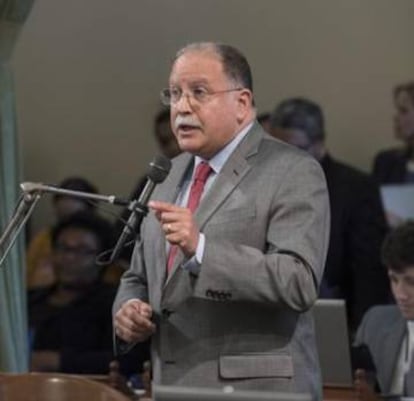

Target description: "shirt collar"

left=194, top=121, right=254, bottom=175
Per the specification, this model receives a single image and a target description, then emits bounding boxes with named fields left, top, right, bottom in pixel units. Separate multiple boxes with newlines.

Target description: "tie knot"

left=194, top=161, right=212, bottom=184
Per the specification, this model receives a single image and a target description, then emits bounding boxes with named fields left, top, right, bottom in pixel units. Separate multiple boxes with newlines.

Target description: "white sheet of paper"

left=380, top=184, right=414, bottom=225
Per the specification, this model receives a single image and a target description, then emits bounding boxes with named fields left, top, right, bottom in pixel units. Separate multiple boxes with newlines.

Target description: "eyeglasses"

left=160, top=86, right=243, bottom=106
left=55, top=244, right=98, bottom=257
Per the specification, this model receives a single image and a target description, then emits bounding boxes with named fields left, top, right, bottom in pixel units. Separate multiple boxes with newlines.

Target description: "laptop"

left=153, top=384, right=312, bottom=401
left=312, top=299, right=353, bottom=387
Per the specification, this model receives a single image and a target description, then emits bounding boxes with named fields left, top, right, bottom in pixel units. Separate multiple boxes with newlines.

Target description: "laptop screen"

left=312, top=299, right=353, bottom=387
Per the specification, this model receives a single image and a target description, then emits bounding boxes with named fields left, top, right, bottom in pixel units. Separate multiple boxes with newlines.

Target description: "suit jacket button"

left=162, top=308, right=173, bottom=318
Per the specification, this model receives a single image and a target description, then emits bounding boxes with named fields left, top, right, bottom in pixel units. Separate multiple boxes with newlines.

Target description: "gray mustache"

left=174, top=116, right=201, bottom=130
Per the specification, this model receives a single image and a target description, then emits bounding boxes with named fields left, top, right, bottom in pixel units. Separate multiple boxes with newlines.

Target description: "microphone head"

left=148, top=155, right=172, bottom=183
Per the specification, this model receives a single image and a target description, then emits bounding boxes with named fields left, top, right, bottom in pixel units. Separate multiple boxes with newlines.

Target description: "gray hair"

left=270, top=97, right=325, bottom=143
left=173, top=42, right=253, bottom=92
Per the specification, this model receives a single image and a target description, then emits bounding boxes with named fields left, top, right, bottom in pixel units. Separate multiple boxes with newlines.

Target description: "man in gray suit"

left=113, top=42, right=330, bottom=400
left=355, top=221, right=414, bottom=397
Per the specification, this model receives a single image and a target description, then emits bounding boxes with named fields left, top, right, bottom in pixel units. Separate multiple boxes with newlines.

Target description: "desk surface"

left=324, top=385, right=357, bottom=401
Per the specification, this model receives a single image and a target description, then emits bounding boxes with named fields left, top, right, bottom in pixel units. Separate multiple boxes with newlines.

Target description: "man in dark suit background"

left=113, top=43, right=330, bottom=399
left=270, top=97, right=390, bottom=333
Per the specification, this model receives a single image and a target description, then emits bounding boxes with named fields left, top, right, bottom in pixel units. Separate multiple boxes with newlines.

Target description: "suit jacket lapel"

left=196, top=130, right=261, bottom=227
left=153, top=154, right=194, bottom=285
left=166, top=123, right=263, bottom=280
left=380, top=313, right=406, bottom=393
left=160, top=153, right=194, bottom=204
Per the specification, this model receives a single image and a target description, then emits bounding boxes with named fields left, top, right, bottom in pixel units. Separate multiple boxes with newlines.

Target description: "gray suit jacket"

left=354, top=304, right=410, bottom=395
left=113, top=123, right=330, bottom=400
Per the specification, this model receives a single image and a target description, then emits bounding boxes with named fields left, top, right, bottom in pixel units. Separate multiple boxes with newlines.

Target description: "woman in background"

left=26, top=177, right=99, bottom=289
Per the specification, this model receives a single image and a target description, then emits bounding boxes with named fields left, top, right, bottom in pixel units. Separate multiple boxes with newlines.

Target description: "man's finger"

left=149, top=200, right=178, bottom=213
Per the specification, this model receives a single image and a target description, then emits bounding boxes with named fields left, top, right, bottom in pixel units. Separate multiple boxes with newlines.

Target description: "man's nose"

left=395, top=283, right=408, bottom=300
left=59, top=253, right=78, bottom=265
left=175, top=92, right=193, bottom=112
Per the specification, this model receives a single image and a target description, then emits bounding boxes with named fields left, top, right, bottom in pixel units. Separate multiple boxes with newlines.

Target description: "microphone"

left=109, top=155, right=172, bottom=263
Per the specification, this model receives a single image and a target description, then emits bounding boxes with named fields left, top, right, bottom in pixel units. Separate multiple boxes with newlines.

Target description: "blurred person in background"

left=354, top=221, right=414, bottom=398
left=270, top=97, right=390, bottom=333
left=26, top=177, right=99, bottom=289
left=29, top=212, right=116, bottom=373
left=373, top=81, right=414, bottom=184
left=29, top=212, right=149, bottom=375
left=257, top=111, right=271, bottom=133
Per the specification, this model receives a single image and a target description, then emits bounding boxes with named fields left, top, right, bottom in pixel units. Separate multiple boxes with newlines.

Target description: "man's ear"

left=236, top=89, right=254, bottom=123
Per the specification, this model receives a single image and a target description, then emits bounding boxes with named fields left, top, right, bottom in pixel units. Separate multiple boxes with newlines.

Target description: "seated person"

left=29, top=212, right=149, bottom=375
left=354, top=221, right=414, bottom=397
left=26, top=177, right=99, bottom=289
left=373, top=81, right=414, bottom=184
left=270, top=97, right=390, bottom=333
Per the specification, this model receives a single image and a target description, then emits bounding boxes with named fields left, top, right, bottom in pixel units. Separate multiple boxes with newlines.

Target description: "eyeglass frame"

left=160, top=85, right=245, bottom=107
left=54, top=243, right=99, bottom=258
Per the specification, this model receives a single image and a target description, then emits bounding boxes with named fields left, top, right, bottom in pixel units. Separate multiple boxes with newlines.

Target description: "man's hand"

left=114, top=299, right=155, bottom=343
left=354, top=369, right=380, bottom=401
left=149, top=200, right=200, bottom=257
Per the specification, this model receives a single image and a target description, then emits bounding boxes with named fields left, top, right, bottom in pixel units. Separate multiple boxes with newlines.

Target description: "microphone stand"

left=0, top=182, right=130, bottom=268
left=0, top=191, right=41, bottom=267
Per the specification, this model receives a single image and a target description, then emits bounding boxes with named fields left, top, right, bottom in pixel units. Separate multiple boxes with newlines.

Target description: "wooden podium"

left=324, top=384, right=357, bottom=401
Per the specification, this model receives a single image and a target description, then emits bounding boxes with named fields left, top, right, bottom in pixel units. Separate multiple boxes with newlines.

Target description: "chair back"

left=0, top=372, right=131, bottom=401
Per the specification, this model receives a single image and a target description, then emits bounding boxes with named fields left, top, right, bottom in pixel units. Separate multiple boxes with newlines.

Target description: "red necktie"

left=166, top=161, right=213, bottom=273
